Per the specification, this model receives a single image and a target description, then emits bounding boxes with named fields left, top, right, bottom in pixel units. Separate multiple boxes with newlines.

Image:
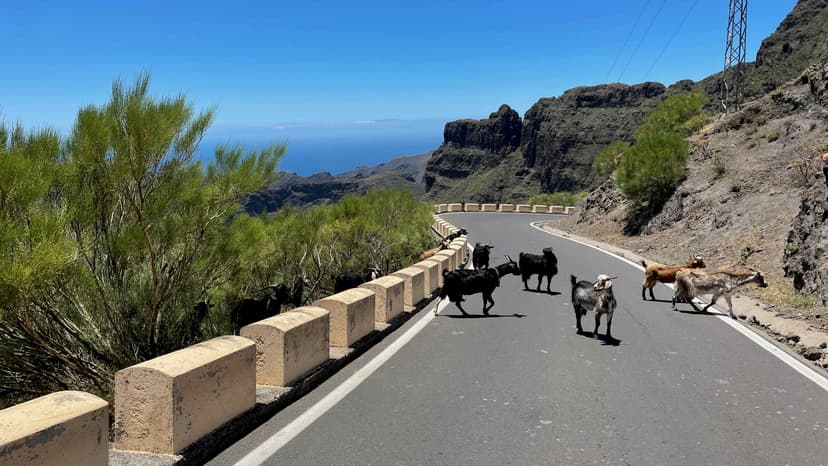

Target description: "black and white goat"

left=332, top=267, right=382, bottom=293
left=436, top=256, right=520, bottom=315
left=472, top=243, right=494, bottom=269
left=518, top=247, right=558, bottom=292
left=570, top=274, right=617, bottom=339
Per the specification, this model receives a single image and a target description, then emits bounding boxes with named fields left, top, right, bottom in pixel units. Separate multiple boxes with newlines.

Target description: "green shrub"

left=766, top=130, right=781, bottom=142
left=528, top=192, right=587, bottom=207
left=616, top=132, right=689, bottom=210
left=712, top=156, right=727, bottom=178
left=592, top=140, right=630, bottom=179
left=634, top=91, right=707, bottom=139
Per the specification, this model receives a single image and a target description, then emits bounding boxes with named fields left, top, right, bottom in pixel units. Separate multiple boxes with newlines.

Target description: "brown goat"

left=672, top=269, right=768, bottom=319
left=641, top=256, right=706, bottom=300
left=418, top=240, right=449, bottom=261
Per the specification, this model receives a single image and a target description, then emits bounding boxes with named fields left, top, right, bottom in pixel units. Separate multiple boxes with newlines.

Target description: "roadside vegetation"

left=0, top=75, right=434, bottom=407
left=593, top=91, right=708, bottom=233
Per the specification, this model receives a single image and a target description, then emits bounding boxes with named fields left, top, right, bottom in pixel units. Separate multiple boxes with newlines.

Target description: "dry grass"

left=754, top=281, right=821, bottom=309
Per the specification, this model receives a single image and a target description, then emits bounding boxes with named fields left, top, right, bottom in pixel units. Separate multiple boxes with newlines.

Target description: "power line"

left=642, top=0, right=701, bottom=81
left=604, top=0, right=652, bottom=83
left=617, top=0, right=669, bottom=83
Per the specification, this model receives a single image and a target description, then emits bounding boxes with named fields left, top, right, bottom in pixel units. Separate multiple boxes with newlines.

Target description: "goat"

left=332, top=267, right=382, bottom=293
left=571, top=274, right=617, bottom=339
left=640, top=256, right=706, bottom=300
left=472, top=243, right=494, bottom=269
left=418, top=240, right=450, bottom=261
left=518, top=247, right=558, bottom=292
left=444, top=228, right=468, bottom=242
left=436, top=256, right=520, bottom=315
left=672, top=269, right=768, bottom=319
left=231, top=284, right=290, bottom=334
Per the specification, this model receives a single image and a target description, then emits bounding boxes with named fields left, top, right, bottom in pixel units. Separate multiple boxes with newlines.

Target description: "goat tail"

left=570, top=274, right=577, bottom=287
left=640, top=259, right=647, bottom=269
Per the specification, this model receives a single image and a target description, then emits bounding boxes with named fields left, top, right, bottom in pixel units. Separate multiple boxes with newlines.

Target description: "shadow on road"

left=576, top=330, right=621, bottom=346
left=522, top=289, right=562, bottom=296
left=444, top=313, right=527, bottom=319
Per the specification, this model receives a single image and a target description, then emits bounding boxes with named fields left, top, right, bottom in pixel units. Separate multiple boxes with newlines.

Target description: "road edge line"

left=529, top=221, right=828, bottom=393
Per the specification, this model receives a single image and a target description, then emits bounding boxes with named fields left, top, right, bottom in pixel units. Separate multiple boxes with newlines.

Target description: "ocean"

left=198, top=119, right=446, bottom=176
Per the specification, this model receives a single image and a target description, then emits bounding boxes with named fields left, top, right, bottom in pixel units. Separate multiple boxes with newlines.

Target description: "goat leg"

left=606, top=313, right=613, bottom=341
left=536, top=276, right=542, bottom=291
left=546, top=276, right=552, bottom=293
left=575, top=312, right=583, bottom=334
left=483, top=293, right=494, bottom=315
left=702, top=293, right=720, bottom=313
left=648, top=286, right=656, bottom=301
left=593, top=313, right=601, bottom=339
left=454, top=300, right=469, bottom=315
left=724, top=296, right=736, bottom=319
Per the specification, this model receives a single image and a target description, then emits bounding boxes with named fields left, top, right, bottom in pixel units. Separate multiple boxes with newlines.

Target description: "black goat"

left=472, top=243, right=494, bottom=269
left=518, top=247, right=558, bottom=292
left=437, top=256, right=520, bottom=315
left=444, top=228, right=468, bottom=242
left=231, top=279, right=304, bottom=334
left=332, top=267, right=381, bottom=293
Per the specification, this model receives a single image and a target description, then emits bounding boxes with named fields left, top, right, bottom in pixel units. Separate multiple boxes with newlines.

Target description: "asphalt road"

left=210, top=213, right=828, bottom=465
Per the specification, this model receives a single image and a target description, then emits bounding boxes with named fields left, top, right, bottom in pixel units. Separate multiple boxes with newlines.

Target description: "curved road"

left=211, top=213, right=828, bottom=465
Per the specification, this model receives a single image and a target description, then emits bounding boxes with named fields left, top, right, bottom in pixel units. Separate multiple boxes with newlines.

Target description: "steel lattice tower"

left=721, top=0, right=748, bottom=112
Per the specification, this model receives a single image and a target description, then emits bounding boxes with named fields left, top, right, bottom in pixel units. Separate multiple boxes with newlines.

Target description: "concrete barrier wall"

left=450, top=238, right=466, bottom=263
left=437, top=204, right=448, bottom=213
left=426, top=255, right=449, bottom=285
left=0, top=391, right=109, bottom=466
left=434, top=249, right=456, bottom=272
left=241, top=307, right=330, bottom=388
left=434, top=203, right=575, bottom=215
left=114, top=336, right=256, bottom=454
left=449, top=242, right=465, bottom=266
left=360, top=276, right=405, bottom=323
left=313, top=289, right=375, bottom=348
left=391, top=267, right=426, bottom=307
left=412, top=260, right=439, bottom=294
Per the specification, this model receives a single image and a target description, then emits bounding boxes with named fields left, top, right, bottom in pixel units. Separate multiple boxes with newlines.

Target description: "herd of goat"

left=434, top=231, right=768, bottom=342
left=225, top=224, right=768, bottom=342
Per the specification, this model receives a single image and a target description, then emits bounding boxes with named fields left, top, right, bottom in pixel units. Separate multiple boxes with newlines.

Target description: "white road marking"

left=237, top=243, right=474, bottom=465
left=529, top=221, right=828, bottom=392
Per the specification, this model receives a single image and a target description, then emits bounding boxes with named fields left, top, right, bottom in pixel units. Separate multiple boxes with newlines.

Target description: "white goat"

left=672, top=269, right=768, bottom=319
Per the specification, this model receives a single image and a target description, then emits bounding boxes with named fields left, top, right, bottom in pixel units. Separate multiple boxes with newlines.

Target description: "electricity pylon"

left=721, top=0, right=748, bottom=112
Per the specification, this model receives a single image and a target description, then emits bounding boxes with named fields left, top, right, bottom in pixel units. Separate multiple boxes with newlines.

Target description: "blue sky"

left=1, top=0, right=798, bottom=133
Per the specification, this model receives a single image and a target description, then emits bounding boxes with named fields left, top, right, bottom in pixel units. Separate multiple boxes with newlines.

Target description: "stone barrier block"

left=437, top=204, right=448, bottom=213
left=313, top=289, right=375, bottom=348
left=359, top=276, right=405, bottom=323
left=516, top=204, right=531, bottom=213
left=565, top=206, right=576, bottom=215
left=426, top=255, right=450, bottom=285
left=391, top=267, right=426, bottom=307
left=549, top=205, right=565, bottom=214
left=412, top=260, right=439, bottom=294
left=241, top=307, right=330, bottom=388
left=0, top=391, right=108, bottom=466
left=447, top=203, right=463, bottom=212
left=481, top=203, right=497, bottom=212
left=532, top=204, right=548, bottom=213
left=450, top=242, right=465, bottom=265
left=114, top=336, right=256, bottom=455
left=434, top=249, right=457, bottom=271
left=499, top=203, right=515, bottom=212
left=464, top=203, right=480, bottom=212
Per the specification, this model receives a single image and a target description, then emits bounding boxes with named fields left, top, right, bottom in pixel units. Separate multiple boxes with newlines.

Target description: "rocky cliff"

left=424, top=83, right=667, bottom=202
